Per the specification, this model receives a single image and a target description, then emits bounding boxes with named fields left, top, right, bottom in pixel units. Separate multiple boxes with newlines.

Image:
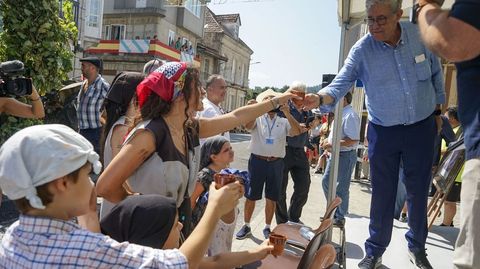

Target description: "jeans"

left=322, top=150, right=357, bottom=220
left=454, top=158, right=480, bottom=269
left=79, top=127, right=102, bottom=155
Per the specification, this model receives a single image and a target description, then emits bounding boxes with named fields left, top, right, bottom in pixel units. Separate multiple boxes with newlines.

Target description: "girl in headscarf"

left=101, top=194, right=273, bottom=269
left=191, top=136, right=236, bottom=256
left=96, top=62, right=296, bottom=235
left=99, top=71, right=144, bottom=219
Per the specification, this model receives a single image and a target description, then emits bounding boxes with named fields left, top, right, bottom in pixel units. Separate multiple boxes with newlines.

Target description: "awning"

left=337, top=0, right=456, bottom=27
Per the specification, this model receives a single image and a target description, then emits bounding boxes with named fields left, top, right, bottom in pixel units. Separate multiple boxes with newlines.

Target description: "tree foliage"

left=0, top=0, right=77, bottom=94
left=0, top=0, right=78, bottom=144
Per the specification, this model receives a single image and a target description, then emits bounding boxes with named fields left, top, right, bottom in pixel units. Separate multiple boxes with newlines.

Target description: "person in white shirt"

left=236, top=89, right=303, bottom=240
left=198, top=75, right=230, bottom=144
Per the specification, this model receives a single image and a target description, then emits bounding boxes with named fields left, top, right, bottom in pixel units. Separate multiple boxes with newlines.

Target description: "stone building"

left=197, top=8, right=253, bottom=112
left=86, top=0, right=204, bottom=82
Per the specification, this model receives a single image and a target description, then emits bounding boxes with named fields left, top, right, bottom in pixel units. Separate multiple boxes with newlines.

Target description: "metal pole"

left=325, top=21, right=348, bottom=242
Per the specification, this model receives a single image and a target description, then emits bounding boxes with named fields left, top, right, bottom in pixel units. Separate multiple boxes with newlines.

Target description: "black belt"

left=253, top=154, right=280, bottom=162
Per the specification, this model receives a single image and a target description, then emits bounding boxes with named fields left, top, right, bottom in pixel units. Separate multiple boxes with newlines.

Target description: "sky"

left=209, top=0, right=342, bottom=88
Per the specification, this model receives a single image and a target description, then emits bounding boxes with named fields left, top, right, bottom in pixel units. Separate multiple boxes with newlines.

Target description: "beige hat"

left=255, top=89, right=282, bottom=103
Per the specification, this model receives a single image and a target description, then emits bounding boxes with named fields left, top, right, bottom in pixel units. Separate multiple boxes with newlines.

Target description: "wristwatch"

left=413, top=0, right=445, bottom=23
left=416, top=0, right=445, bottom=13
left=433, top=109, right=442, bottom=116
left=270, top=97, right=280, bottom=109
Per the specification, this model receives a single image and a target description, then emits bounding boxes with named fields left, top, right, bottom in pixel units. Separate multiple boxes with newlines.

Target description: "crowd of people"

left=0, top=0, right=478, bottom=268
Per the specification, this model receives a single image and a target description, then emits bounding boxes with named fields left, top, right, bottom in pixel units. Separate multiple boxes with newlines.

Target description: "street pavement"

left=0, top=133, right=459, bottom=268
left=229, top=133, right=459, bottom=268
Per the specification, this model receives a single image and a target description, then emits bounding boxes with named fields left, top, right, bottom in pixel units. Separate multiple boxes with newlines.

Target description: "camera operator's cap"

left=0, top=124, right=102, bottom=210
left=80, top=56, right=102, bottom=69
left=256, top=88, right=282, bottom=103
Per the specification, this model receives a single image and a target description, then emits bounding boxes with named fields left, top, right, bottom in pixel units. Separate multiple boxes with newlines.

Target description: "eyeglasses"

left=364, top=15, right=388, bottom=26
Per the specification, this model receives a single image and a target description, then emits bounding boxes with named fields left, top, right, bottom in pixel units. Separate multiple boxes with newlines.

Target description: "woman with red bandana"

left=96, top=62, right=296, bottom=235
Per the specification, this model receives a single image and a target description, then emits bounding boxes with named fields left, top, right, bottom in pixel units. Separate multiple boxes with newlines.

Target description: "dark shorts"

left=446, top=181, right=462, bottom=202
left=246, top=154, right=284, bottom=201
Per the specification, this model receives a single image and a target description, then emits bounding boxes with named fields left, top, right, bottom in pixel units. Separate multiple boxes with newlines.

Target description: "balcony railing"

left=86, top=39, right=200, bottom=65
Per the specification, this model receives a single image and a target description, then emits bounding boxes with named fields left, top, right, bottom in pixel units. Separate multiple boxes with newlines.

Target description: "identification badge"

left=266, top=138, right=274, bottom=144
left=415, top=54, right=426, bottom=63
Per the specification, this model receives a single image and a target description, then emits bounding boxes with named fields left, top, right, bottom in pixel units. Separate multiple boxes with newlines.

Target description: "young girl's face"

left=212, top=142, right=234, bottom=167
left=163, top=214, right=183, bottom=249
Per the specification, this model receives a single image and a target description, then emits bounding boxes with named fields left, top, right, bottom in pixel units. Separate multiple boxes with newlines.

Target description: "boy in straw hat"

left=0, top=124, right=243, bottom=268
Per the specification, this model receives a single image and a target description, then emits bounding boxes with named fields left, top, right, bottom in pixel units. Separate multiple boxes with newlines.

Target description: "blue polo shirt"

left=450, top=0, right=480, bottom=160
left=278, top=101, right=312, bottom=148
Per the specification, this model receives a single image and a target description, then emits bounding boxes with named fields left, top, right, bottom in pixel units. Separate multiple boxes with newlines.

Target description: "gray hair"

left=366, top=0, right=402, bottom=13
left=290, top=81, right=307, bottom=92
left=206, top=74, right=225, bottom=89
left=143, top=59, right=165, bottom=76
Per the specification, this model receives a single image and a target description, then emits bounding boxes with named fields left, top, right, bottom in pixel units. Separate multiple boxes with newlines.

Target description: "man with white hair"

left=275, top=81, right=312, bottom=225
left=321, top=92, right=360, bottom=225
left=198, top=74, right=230, bottom=145
left=143, top=58, right=165, bottom=76
left=302, top=0, right=445, bottom=268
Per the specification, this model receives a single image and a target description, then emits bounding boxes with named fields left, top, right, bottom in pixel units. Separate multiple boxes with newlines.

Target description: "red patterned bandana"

left=136, top=61, right=187, bottom=108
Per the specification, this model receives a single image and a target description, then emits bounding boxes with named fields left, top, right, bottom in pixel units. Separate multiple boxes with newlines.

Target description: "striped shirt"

left=77, top=75, right=110, bottom=129
left=0, top=215, right=188, bottom=269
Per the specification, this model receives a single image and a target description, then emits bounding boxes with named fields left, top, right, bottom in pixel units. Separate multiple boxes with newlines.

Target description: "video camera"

left=0, top=60, right=33, bottom=97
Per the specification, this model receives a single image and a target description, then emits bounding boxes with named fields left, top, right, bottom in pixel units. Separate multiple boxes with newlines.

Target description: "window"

left=72, top=0, right=80, bottom=27
left=203, top=59, right=210, bottom=81
left=105, top=25, right=126, bottom=40
left=168, top=30, right=176, bottom=47
left=136, top=0, right=147, bottom=8
left=185, top=0, right=201, bottom=17
left=229, top=95, right=235, bottom=110
left=240, top=64, right=245, bottom=86
left=87, top=0, right=101, bottom=28
left=231, top=59, right=236, bottom=83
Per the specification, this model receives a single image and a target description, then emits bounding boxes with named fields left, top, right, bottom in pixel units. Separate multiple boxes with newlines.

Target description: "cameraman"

left=0, top=82, right=44, bottom=119
left=0, top=80, right=44, bottom=208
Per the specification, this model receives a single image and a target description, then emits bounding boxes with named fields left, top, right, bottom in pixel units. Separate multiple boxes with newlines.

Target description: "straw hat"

left=255, top=89, right=282, bottom=103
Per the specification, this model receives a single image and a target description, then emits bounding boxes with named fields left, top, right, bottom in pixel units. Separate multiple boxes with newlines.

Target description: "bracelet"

left=269, top=99, right=276, bottom=110
left=30, top=97, right=41, bottom=102
left=269, top=98, right=280, bottom=109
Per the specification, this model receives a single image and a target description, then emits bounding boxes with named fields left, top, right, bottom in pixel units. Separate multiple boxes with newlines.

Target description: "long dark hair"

left=100, top=72, right=144, bottom=162
left=131, top=65, right=201, bottom=140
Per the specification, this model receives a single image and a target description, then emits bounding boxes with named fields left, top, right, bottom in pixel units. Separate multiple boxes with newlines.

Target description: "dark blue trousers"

left=365, top=115, right=436, bottom=257
left=276, top=146, right=311, bottom=224
left=79, top=127, right=102, bottom=155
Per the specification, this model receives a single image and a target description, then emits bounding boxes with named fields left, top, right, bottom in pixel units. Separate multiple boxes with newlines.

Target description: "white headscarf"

left=0, top=124, right=102, bottom=209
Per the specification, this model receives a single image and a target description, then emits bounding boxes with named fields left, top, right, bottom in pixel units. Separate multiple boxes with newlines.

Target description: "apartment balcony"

left=105, top=0, right=167, bottom=16
left=85, top=39, right=200, bottom=65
